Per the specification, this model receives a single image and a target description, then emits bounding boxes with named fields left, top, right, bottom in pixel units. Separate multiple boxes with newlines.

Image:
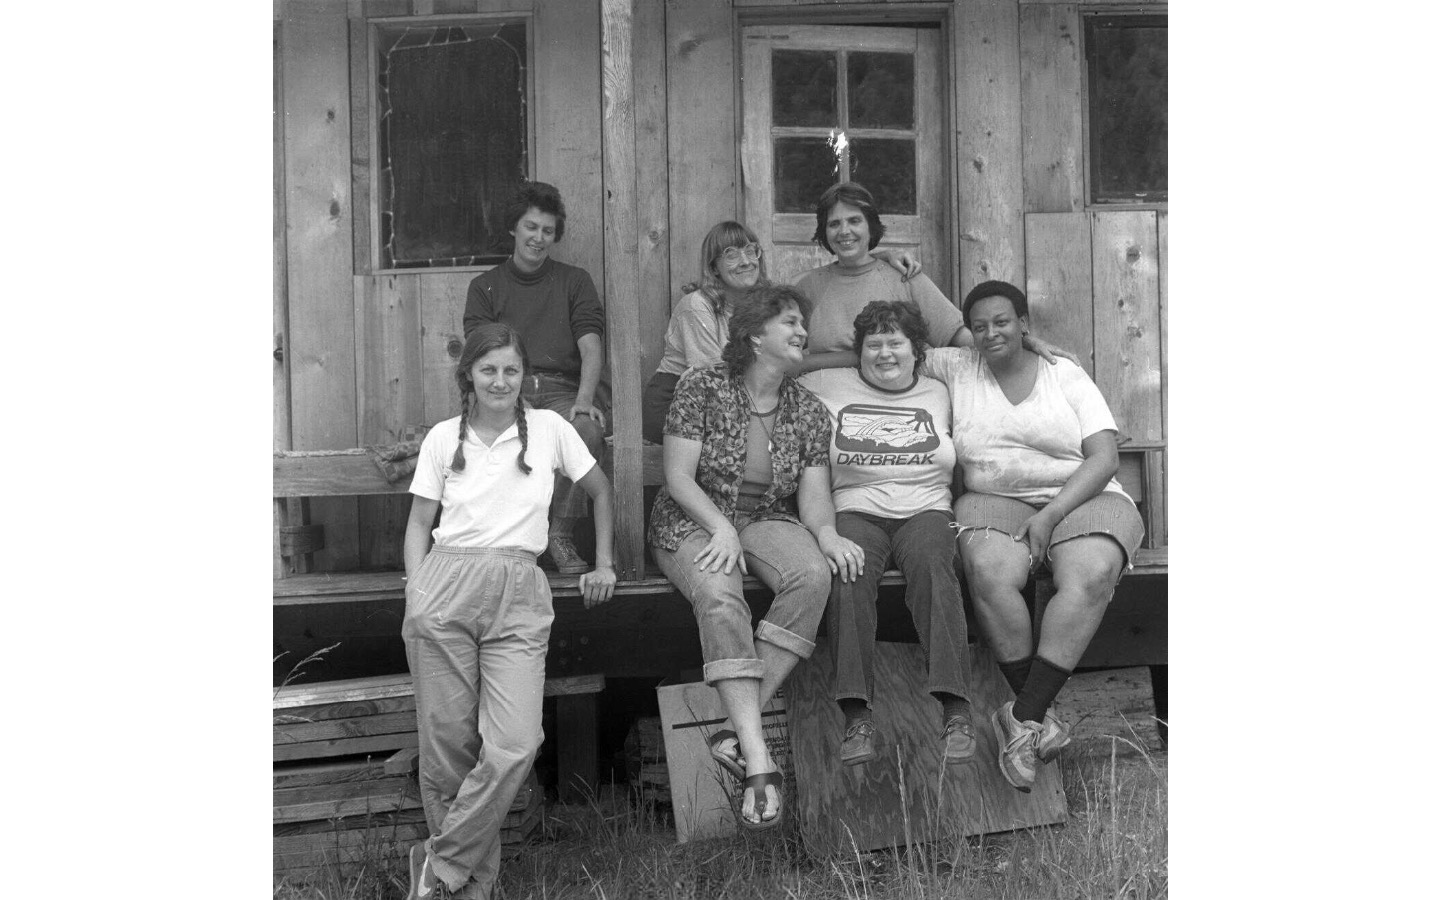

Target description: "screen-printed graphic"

left=834, top=404, right=940, bottom=454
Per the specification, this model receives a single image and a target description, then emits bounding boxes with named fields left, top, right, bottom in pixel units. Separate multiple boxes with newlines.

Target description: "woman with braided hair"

left=401, top=323, right=616, bottom=900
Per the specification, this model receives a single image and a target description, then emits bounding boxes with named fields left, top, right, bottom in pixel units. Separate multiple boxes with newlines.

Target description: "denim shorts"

left=953, top=490, right=1144, bottom=569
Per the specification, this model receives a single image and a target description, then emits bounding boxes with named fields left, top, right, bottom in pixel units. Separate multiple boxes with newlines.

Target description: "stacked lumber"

left=623, top=715, right=670, bottom=805
left=273, top=757, right=544, bottom=878
left=273, top=674, right=418, bottom=763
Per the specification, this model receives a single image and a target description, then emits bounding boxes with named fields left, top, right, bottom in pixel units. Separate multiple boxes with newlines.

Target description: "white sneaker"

left=408, top=843, right=438, bottom=900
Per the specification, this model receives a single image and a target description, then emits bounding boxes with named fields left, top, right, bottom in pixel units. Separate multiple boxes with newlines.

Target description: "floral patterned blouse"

left=647, top=365, right=833, bottom=552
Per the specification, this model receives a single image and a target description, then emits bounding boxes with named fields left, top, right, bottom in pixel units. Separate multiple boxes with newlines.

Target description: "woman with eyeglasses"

left=642, top=220, right=922, bottom=445
left=795, top=182, right=1070, bottom=373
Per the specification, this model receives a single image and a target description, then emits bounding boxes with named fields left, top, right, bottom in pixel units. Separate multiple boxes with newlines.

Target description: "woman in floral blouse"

left=648, top=284, right=863, bottom=832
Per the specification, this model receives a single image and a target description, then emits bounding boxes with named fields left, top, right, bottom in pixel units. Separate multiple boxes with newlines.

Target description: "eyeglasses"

left=718, top=243, right=762, bottom=265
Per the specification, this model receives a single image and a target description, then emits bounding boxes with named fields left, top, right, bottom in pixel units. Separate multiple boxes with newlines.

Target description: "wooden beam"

left=666, top=0, right=737, bottom=302
left=954, top=0, right=1026, bottom=296
left=633, top=0, right=671, bottom=381
left=273, top=731, right=419, bottom=763
left=282, top=0, right=362, bottom=571
left=601, top=0, right=646, bottom=580
left=1019, top=2, right=1084, bottom=212
left=275, top=450, right=410, bottom=497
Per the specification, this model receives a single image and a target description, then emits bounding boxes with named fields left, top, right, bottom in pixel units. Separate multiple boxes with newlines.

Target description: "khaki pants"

left=402, top=546, right=552, bottom=900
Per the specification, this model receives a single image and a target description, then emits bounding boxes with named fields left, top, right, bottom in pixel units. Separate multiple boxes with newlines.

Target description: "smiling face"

left=754, top=300, right=808, bottom=370
left=967, top=295, right=1027, bottom=365
left=509, top=207, right=558, bottom=272
left=825, top=201, right=872, bottom=267
left=467, top=345, right=525, bottom=415
left=715, top=242, right=762, bottom=290
left=858, top=328, right=917, bottom=389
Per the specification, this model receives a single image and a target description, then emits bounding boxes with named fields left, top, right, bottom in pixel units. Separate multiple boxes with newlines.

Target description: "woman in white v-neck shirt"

left=400, top=323, right=616, bottom=900
left=924, top=280, right=1144, bottom=795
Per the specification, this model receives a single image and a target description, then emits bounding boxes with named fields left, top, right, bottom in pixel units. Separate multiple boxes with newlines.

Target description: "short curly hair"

left=502, top=181, right=566, bottom=243
left=852, top=300, right=929, bottom=371
left=961, top=280, right=1029, bottom=328
left=721, top=284, right=814, bottom=376
left=811, top=181, right=886, bottom=254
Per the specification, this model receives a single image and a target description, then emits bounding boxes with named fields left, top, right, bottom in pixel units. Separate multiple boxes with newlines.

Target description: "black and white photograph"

left=268, top=2, right=1168, bottom=897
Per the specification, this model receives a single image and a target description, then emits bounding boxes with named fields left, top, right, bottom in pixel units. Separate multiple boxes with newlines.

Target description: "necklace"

left=742, top=385, right=779, bottom=453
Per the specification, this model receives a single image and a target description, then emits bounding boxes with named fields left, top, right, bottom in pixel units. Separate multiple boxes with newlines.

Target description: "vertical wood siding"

left=1023, top=211, right=1094, bottom=377
left=954, top=0, right=1025, bottom=296
left=1019, top=2, right=1083, bottom=212
left=1091, top=211, right=1162, bottom=443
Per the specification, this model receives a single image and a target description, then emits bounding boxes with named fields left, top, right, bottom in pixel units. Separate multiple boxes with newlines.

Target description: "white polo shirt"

left=410, top=410, right=597, bottom=554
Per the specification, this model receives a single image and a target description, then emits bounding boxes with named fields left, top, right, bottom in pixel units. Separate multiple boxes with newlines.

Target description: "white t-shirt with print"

left=410, top=410, right=597, bottom=554
left=924, top=347, right=1128, bottom=506
left=799, top=368, right=956, bottom=518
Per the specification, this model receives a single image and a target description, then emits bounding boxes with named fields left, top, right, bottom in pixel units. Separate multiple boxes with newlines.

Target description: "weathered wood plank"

left=955, top=0, right=1026, bottom=296
left=349, top=16, right=372, bottom=272
left=1091, top=211, right=1162, bottom=442
left=633, top=0, right=671, bottom=380
left=274, top=819, right=427, bottom=872
left=536, top=0, right=604, bottom=282
left=274, top=777, right=421, bottom=823
left=276, top=22, right=294, bottom=579
left=385, top=746, right=422, bottom=775
left=283, top=0, right=362, bottom=572
left=601, top=0, right=646, bottom=580
left=275, top=450, right=409, bottom=497
left=355, top=274, right=424, bottom=569
left=1048, top=666, right=1163, bottom=754
left=277, top=693, right=417, bottom=724
left=274, top=731, right=420, bottom=763
left=1023, top=211, right=1094, bottom=376
left=418, top=272, right=472, bottom=425
left=1020, top=2, right=1083, bottom=212
left=275, top=710, right=421, bottom=746
left=1154, top=209, right=1167, bottom=546
left=273, top=758, right=391, bottom=789
left=275, top=672, right=603, bottom=709
left=788, top=642, right=1067, bottom=855
left=667, top=0, right=737, bottom=302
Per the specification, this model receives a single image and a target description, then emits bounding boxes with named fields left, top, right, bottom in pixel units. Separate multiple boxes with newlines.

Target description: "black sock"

left=839, top=697, right=871, bottom=724
left=936, top=692, right=972, bottom=721
left=997, top=656, right=1033, bottom=695
left=1012, top=656, right=1071, bottom=724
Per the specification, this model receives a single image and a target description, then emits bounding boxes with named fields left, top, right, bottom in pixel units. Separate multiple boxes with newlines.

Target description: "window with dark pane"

left=1085, top=14, right=1166, bottom=204
left=377, top=22, right=528, bottom=269
left=772, top=50, right=837, bottom=127
left=775, top=137, right=841, bottom=213
left=848, top=52, right=914, bottom=130
left=848, top=139, right=916, bottom=214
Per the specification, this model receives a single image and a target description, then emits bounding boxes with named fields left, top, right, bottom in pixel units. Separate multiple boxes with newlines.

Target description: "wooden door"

left=741, top=24, right=948, bottom=291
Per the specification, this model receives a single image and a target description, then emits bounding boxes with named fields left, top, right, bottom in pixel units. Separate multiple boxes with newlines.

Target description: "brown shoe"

left=941, top=713, right=977, bottom=764
left=840, top=719, right=878, bottom=766
left=546, top=533, right=590, bottom=574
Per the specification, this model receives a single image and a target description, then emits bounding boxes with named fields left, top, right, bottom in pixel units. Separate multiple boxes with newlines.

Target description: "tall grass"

left=273, top=740, right=1166, bottom=900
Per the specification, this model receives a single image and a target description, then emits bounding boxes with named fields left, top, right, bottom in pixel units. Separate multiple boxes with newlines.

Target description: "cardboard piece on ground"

left=656, top=679, right=788, bottom=843
left=787, top=641, right=1067, bottom=856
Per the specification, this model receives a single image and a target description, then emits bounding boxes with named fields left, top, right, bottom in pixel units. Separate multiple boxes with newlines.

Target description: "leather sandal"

left=707, top=729, right=746, bottom=780
left=736, top=770, right=784, bottom=832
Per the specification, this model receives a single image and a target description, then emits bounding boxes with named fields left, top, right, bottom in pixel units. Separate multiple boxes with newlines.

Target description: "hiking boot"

left=546, top=533, right=590, bottom=574
left=990, top=701, right=1042, bottom=792
left=941, top=713, right=977, bottom=764
left=1035, top=712, right=1071, bottom=763
left=840, top=719, right=878, bottom=766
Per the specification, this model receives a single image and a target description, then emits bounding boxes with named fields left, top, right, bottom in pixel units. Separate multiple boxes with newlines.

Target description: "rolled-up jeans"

left=654, top=517, right=830, bottom=684
left=827, top=509, right=971, bottom=704
left=521, top=371, right=612, bottom=523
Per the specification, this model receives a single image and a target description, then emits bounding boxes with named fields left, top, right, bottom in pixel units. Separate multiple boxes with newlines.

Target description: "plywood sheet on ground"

left=787, top=641, right=1066, bottom=856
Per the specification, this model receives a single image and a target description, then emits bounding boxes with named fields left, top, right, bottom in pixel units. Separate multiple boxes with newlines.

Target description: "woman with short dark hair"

left=648, top=284, right=864, bottom=831
left=926, top=280, right=1145, bottom=793
left=800, top=300, right=976, bottom=767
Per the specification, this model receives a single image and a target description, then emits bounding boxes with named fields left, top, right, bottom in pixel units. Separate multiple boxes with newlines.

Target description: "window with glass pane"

left=376, top=22, right=528, bottom=269
left=769, top=45, right=919, bottom=216
left=1085, top=14, right=1166, bottom=204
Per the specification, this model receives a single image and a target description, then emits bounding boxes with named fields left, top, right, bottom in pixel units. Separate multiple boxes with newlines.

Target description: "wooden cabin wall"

left=275, top=0, right=609, bottom=573
left=275, top=0, right=1168, bottom=580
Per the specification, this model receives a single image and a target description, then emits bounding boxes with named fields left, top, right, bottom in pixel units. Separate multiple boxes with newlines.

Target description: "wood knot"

left=447, top=337, right=463, bottom=358
left=1126, top=245, right=1142, bottom=263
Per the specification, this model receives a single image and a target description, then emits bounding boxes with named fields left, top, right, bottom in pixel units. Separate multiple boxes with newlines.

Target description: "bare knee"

left=1052, top=550, right=1121, bottom=604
